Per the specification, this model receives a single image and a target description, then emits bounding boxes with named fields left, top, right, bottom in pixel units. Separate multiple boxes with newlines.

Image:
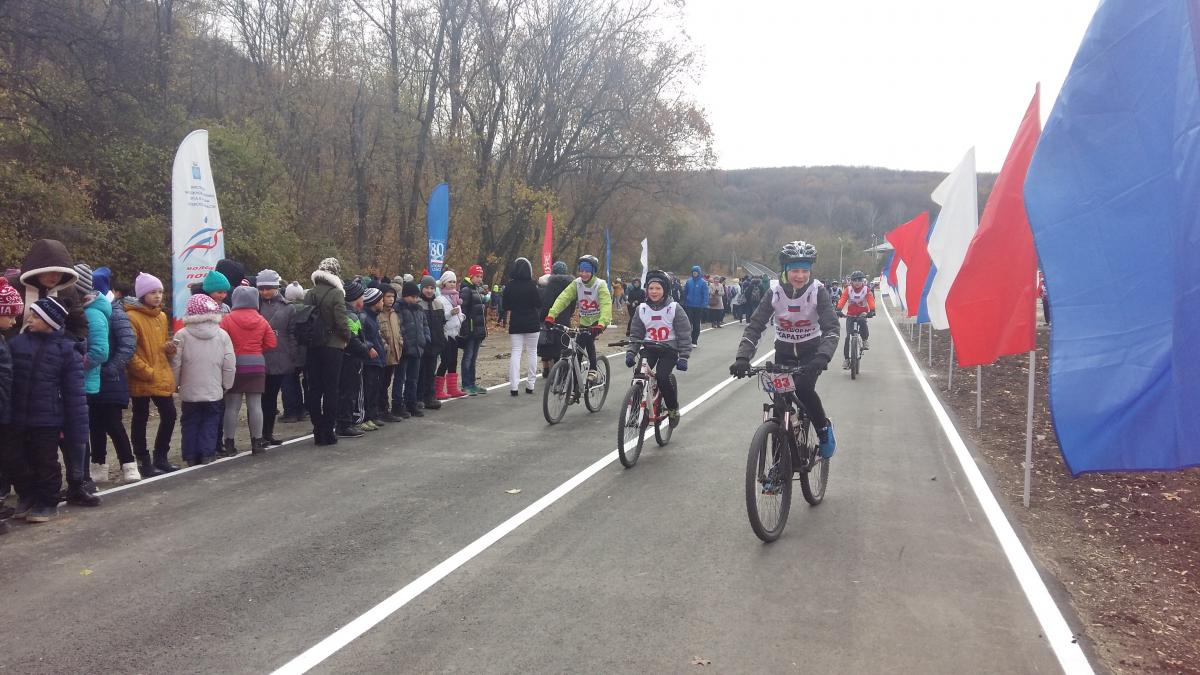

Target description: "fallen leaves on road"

left=690, top=657, right=711, bottom=666
left=505, top=489, right=522, bottom=495
left=80, top=569, right=93, bottom=576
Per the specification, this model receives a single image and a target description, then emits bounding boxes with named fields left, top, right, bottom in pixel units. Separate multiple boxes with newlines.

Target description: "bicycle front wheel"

left=584, top=355, right=610, bottom=412
left=617, top=380, right=647, bottom=468
left=796, top=420, right=829, bottom=505
left=850, top=335, right=860, bottom=380
left=542, top=359, right=572, bottom=425
left=745, top=420, right=793, bottom=542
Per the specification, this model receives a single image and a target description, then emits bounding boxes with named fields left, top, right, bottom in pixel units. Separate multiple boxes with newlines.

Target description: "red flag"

left=541, top=212, right=554, bottom=275
left=945, top=86, right=1041, bottom=367
left=885, top=212, right=931, bottom=317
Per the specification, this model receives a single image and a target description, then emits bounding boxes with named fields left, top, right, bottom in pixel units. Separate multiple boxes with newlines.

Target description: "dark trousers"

left=88, top=396, right=134, bottom=465
left=775, top=342, right=830, bottom=429
left=181, top=401, right=223, bottom=462
left=419, top=354, right=439, bottom=400
left=305, top=346, right=344, bottom=437
left=460, top=337, right=481, bottom=389
left=131, top=395, right=177, bottom=460
left=685, top=307, right=704, bottom=344
left=399, top=356, right=421, bottom=405
left=0, top=426, right=63, bottom=508
left=363, top=365, right=384, bottom=419
left=337, top=357, right=363, bottom=428
left=844, top=316, right=869, bottom=358
left=59, top=431, right=88, bottom=485
left=644, top=352, right=679, bottom=410
left=437, top=337, right=460, bottom=375
left=577, top=330, right=598, bottom=370
left=281, top=369, right=305, bottom=417
left=263, top=373, right=284, bottom=428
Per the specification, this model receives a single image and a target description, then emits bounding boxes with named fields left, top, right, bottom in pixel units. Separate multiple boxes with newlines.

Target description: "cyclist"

left=545, top=254, right=612, bottom=382
left=729, top=241, right=839, bottom=458
left=836, top=270, right=876, bottom=369
left=625, top=270, right=692, bottom=428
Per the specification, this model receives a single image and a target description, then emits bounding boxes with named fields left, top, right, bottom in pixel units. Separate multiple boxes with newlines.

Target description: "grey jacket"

left=171, top=313, right=236, bottom=402
left=627, top=300, right=693, bottom=360
left=736, top=280, right=839, bottom=364
left=259, top=293, right=299, bottom=374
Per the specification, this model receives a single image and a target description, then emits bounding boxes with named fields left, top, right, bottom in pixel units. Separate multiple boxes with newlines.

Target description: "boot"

left=435, top=375, right=451, bottom=401
left=120, top=462, right=142, bottom=482
left=250, top=438, right=267, bottom=455
left=407, top=401, right=425, bottom=417
left=393, top=404, right=411, bottom=419
left=447, top=373, right=467, bottom=398
left=65, top=482, right=102, bottom=507
left=153, top=451, right=180, bottom=473
left=263, top=419, right=284, bottom=446
left=423, top=395, right=442, bottom=410
left=90, top=462, right=108, bottom=484
left=136, top=453, right=163, bottom=478
left=381, top=410, right=404, bottom=423
left=219, top=438, right=239, bottom=458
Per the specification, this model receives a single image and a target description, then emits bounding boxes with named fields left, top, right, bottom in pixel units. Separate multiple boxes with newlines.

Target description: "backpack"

left=293, top=287, right=332, bottom=347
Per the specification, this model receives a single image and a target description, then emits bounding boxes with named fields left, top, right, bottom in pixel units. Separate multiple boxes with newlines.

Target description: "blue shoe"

left=817, top=421, right=836, bottom=459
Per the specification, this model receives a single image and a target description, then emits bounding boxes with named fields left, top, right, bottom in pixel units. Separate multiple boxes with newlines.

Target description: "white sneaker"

left=120, top=462, right=143, bottom=482
left=90, top=462, right=108, bottom=484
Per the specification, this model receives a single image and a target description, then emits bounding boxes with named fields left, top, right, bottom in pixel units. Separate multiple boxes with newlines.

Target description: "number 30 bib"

left=769, top=279, right=822, bottom=343
left=638, top=302, right=677, bottom=342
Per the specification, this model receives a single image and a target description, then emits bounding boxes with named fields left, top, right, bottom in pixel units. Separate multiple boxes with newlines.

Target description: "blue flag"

left=427, top=182, right=449, bottom=279
left=1024, top=1, right=1200, bottom=475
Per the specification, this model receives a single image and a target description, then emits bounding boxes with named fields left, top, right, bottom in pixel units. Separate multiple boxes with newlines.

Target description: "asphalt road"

left=0, top=319, right=1082, bottom=674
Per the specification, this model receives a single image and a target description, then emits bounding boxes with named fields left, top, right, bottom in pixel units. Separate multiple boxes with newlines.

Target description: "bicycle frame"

left=551, top=327, right=589, bottom=398
left=756, top=369, right=816, bottom=473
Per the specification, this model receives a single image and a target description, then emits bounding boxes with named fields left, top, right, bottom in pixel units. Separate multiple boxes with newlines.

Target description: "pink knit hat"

left=134, top=272, right=163, bottom=299
left=0, top=277, right=23, bottom=316
left=186, top=294, right=221, bottom=316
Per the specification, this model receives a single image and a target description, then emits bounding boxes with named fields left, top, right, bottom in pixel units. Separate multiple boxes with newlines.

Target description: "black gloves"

left=867, top=310, right=876, bottom=318
left=729, top=358, right=751, bottom=378
left=626, top=352, right=637, bottom=368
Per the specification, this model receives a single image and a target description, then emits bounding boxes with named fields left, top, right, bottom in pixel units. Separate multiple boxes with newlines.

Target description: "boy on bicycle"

left=545, top=255, right=611, bottom=382
left=625, top=270, right=692, bottom=428
left=836, top=270, right=876, bottom=369
left=729, top=241, right=839, bottom=457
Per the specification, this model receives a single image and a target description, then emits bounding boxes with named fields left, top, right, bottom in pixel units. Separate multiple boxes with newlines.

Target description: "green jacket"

left=548, top=277, right=612, bottom=327
left=305, top=271, right=351, bottom=349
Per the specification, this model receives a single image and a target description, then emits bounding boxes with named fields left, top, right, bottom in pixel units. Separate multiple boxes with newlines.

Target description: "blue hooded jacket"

left=96, top=299, right=135, bottom=406
left=81, top=294, right=111, bottom=394
left=683, top=266, right=709, bottom=309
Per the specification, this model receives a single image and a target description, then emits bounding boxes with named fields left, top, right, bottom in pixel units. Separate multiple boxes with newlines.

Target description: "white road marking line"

left=94, top=329, right=717, bottom=496
left=270, top=347, right=774, bottom=675
left=880, top=306, right=1093, bottom=674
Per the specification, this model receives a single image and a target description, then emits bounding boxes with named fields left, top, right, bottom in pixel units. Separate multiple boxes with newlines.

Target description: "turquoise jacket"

left=82, top=294, right=111, bottom=394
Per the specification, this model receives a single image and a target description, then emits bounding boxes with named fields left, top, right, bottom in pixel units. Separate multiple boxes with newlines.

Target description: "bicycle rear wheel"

left=542, top=360, right=572, bottom=425
left=850, top=335, right=860, bottom=380
left=745, top=420, right=792, bottom=542
left=584, top=355, right=611, bottom=412
left=617, top=380, right=647, bottom=468
left=653, top=374, right=677, bottom=446
left=797, top=419, right=829, bottom=505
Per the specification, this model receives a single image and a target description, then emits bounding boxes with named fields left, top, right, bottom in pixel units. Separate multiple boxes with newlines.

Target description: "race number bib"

left=638, top=302, right=677, bottom=343
left=762, top=373, right=796, bottom=394
left=770, top=280, right=822, bottom=343
left=576, top=278, right=601, bottom=318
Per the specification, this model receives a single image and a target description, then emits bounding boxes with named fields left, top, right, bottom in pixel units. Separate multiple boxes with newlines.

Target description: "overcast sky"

left=680, top=0, right=1098, bottom=173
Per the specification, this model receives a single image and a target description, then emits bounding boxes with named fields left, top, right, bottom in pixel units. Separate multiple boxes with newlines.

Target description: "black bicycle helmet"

left=851, top=270, right=866, bottom=281
left=778, top=240, right=817, bottom=268
left=577, top=254, right=600, bottom=273
left=644, top=269, right=670, bottom=292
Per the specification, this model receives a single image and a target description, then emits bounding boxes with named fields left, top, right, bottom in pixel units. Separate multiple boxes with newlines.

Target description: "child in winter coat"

left=0, top=298, right=89, bottom=523
left=361, top=287, right=390, bottom=426
left=416, top=276, right=446, bottom=410
left=257, top=270, right=298, bottom=445
left=125, top=273, right=179, bottom=477
left=89, top=266, right=141, bottom=482
left=335, top=281, right=373, bottom=436
left=376, top=286, right=405, bottom=419
left=396, top=282, right=428, bottom=416
left=0, top=279, right=20, bottom=534
left=73, top=265, right=116, bottom=484
left=219, top=285, right=277, bottom=455
left=172, top=295, right=236, bottom=465
left=435, top=271, right=465, bottom=400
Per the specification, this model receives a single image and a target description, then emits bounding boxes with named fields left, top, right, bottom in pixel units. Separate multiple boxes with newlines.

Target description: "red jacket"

left=836, top=285, right=876, bottom=317
left=220, top=308, right=277, bottom=356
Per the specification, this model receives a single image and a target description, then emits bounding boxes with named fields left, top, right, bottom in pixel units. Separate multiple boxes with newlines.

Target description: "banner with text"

left=171, top=130, right=225, bottom=330
left=427, top=182, right=450, bottom=279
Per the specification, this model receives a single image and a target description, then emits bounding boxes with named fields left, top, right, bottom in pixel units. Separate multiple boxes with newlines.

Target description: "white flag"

left=896, top=261, right=908, bottom=311
left=639, top=238, right=648, bottom=285
left=171, top=130, right=225, bottom=329
left=924, top=148, right=979, bottom=329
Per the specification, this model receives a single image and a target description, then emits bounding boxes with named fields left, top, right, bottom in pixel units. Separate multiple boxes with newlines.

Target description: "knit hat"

left=74, top=263, right=94, bottom=295
left=186, top=294, right=221, bottom=316
left=402, top=281, right=420, bottom=298
left=30, top=297, right=67, bottom=330
left=468, top=264, right=484, bottom=278
left=343, top=280, right=365, bottom=302
left=552, top=261, right=568, bottom=275
left=392, top=275, right=406, bottom=285
left=256, top=269, right=281, bottom=288
left=318, top=257, right=342, bottom=276
left=419, top=275, right=436, bottom=290
left=0, top=278, right=23, bottom=316
left=439, top=271, right=457, bottom=286
left=92, top=266, right=112, bottom=296
left=134, top=272, right=163, bottom=299
left=202, top=270, right=231, bottom=293
left=403, top=274, right=414, bottom=283
left=231, top=285, right=259, bottom=310
left=363, top=287, right=383, bottom=307
left=284, top=281, right=305, bottom=302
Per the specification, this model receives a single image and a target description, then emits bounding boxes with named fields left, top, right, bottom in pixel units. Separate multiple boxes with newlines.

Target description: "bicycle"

left=743, top=362, right=830, bottom=542
left=542, top=324, right=610, bottom=425
left=845, top=314, right=866, bottom=380
left=609, top=339, right=678, bottom=468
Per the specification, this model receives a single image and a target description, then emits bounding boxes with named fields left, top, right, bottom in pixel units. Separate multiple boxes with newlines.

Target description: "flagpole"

left=976, top=365, right=982, bottom=429
left=928, top=325, right=933, bottom=366
left=917, top=321, right=922, bottom=351
left=1022, top=350, right=1036, bottom=507
left=948, top=341, right=954, bottom=389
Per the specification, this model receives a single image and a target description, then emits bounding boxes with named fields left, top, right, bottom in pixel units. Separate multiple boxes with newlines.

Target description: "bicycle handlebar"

left=747, top=362, right=808, bottom=375
left=608, top=338, right=679, bottom=354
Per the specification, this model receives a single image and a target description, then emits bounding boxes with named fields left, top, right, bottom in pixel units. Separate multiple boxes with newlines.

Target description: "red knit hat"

left=0, top=277, right=23, bottom=316
left=468, top=264, right=484, bottom=278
